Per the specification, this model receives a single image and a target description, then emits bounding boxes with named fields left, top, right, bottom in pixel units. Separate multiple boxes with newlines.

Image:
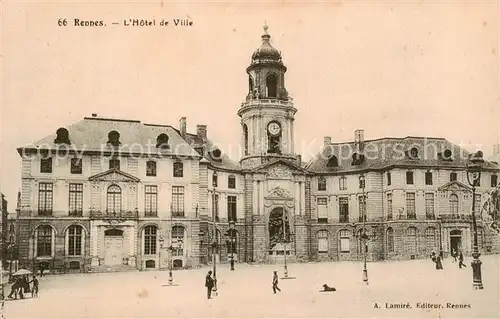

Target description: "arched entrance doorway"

left=268, top=207, right=291, bottom=256
left=104, top=229, right=124, bottom=266
left=450, top=229, right=462, bottom=254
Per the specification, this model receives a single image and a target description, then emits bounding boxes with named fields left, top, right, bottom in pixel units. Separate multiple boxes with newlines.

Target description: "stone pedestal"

left=128, top=256, right=136, bottom=267
left=91, top=256, right=99, bottom=267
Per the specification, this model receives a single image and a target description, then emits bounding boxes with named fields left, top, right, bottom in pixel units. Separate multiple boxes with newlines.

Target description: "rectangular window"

left=406, top=171, right=414, bottom=185
left=173, top=162, right=183, bottom=177
left=450, top=172, right=457, bottom=182
left=317, top=198, right=328, bottom=223
left=68, top=226, right=82, bottom=256
left=172, top=186, right=185, bottom=217
left=425, top=172, right=433, bottom=185
left=109, top=158, right=120, bottom=170
left=425, top=193, right=435, bottom=219
left=318, top=231, right=328, bottom=253
left=40, top=157, right=52, bottom=173
left=387, top=172, right=391, bottom=186
left=228, top=176, right=236, bottom=189
left=492, top=175, right=498, bottom=187
left=358, top=195, right=366, bottom=222
left=213, top=194, right=219, bottom=221
left=213, top=174, right=218, bottom=187
left=145, top=185, right=158, bottom=216
left=318, top=177, right=326, bottom=191
left=406, top=193, right=416, bottom=219
left=387, top=193, right=393, bottom=219
left=146, top=161, right=157, bottom=177
left=228, top=195, right=237, bottom=222
left=70, top=158, right=82, bottom=174
left=339, top=197, right=349, bottom=223
left=68, top=183, right=83, bottom=216
left=339, top=176, right=347, bottom=190
left=38, top=183, right=53, bottom=216
left=339, top=230, right=350, bottom=253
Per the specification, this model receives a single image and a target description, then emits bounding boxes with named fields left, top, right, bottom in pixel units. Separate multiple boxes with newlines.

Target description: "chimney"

left=196, top=124, right=207, bottom=142
left=296, top=154, right=302, bottom=166
left=179, top=117, right=187, bottom=139
left=355, top=129, right=365, bottom=152
left=324, top=136, right=331, bottom=147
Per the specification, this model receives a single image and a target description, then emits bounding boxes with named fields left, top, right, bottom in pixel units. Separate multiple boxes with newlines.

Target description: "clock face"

left=268, top=122, right=281, bottom=136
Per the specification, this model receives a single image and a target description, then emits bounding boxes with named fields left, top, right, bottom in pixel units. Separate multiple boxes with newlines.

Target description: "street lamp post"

left=229, top=220, right=235, bottom=271
left=360, top=174, right=369, bottom=285
left=466, top=151, right=485, bottom=290
left=159, top=236, right=164, bottom=270
left=212, top=180, right=218, bottom=296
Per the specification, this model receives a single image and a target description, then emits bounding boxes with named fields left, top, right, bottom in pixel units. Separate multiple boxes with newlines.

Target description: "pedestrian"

left=430, top=252, right=437, bottom=263
left=39, top=263, right=45, bottom=277
left=272, top=271, right=281, bottom=294
left=30, top=276, right=39, bottom=298
left=435, top=256, right=444, bottom=270
left=451, top=249, right=457, bottom=263
left=7, top=277, right=21, bottom=299
left=205, top=271, right=214, bottom=299
left=458, top=250, right=466, bottom=269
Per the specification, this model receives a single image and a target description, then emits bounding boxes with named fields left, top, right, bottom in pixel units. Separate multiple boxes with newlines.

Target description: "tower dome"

left=251, top=24, right=282, bottom=63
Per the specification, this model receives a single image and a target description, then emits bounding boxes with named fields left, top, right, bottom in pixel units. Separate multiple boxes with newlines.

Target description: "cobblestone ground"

left=4, top=255, right=499, bottom=318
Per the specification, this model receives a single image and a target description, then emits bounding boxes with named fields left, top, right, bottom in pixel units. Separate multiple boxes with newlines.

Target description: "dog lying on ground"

left=320, top=284, right=336, bottom=292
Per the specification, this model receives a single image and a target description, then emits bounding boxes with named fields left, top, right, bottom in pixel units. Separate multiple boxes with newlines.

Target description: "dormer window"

left=327, top=155, right=338, bottom=168
left=156, top=134, right=170, bottom=149
left=228, top=175, right=236, bottom=189
left=109, top=158, right=120, bottom=170
left=71, top=158, right=82, bottom=174
left=107, top=131, right=121, bottom=147
left=54, top=128, right=70, bottom=144
left=318, top=176, right=326, bottom=191
left=210, top=149, right=222, bottom=161
left=194, top=147, right=204, bottom=156
left=439, top=149, right=453, bottom=161
left=407, top=147, right=419, bottom=160
left=351, top=153, right=365, bottom=165
left=40, top=157, right=53, bottom=173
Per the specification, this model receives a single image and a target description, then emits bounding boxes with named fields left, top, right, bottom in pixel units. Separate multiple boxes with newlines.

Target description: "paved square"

left=4, top=255, right=499, bottom=318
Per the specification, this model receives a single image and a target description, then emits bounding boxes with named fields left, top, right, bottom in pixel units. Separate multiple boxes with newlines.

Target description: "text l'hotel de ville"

left=59, top=18, right=194, bottom=27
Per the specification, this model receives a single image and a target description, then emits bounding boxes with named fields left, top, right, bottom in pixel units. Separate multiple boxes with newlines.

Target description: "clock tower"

left=238, top=25, right=298, bottom=169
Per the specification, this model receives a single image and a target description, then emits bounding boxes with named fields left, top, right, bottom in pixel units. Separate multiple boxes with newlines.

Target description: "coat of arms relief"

left=266, top=164, right=293, bottom=179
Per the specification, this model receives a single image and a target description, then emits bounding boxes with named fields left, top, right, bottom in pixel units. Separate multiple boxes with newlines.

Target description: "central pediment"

left=252, top=159, right=309, bottom=180
left=438, top=181, right=472, bottom=192
left=89, top=168, right=140, bottom=182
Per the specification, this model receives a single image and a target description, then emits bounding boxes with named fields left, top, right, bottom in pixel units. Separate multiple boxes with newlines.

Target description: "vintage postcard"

left=1, top=1, right=499, bottom=318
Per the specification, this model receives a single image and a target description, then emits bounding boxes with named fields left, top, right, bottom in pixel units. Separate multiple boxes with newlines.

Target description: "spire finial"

left=263, top=22, right=269, bottom=35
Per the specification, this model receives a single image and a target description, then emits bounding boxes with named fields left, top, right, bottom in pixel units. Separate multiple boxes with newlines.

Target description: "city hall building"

left=15, top=27, right=500, bottom=272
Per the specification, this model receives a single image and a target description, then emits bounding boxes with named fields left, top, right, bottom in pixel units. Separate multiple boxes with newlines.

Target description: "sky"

left=1, top=1, right=499, bottom=208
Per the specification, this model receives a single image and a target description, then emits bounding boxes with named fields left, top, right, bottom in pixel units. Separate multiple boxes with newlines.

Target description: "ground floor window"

left=339, top=229, right=350, bottom=253
left=317, top=230, right=328, bottom=253
left=406, top=227, right=418, bottom=255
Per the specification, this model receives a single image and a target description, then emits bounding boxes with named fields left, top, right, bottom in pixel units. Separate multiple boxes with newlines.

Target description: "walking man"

left=30, top=276, right=39, bottom=298
left=205, top=271, right=214, bottom=299
left=272, top=271, right=281, bottom=294
left=458, top=250, right=466, bottom=269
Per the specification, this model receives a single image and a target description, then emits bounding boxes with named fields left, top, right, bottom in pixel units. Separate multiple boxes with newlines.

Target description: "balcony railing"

left=38, top=210, right=53, bottom=216
left=89, top=210, right=139, bottom=220
left=396, top=213, right=417, bottom=220
left=426, top=213, right=436, bottom=220
left=387, top=213, right=393, bottom=220
left=144, top=211, right=158, bottom=218
left=172, top=211, right=185, bottom=218
left=339, top=215, right=349, bottom=223
left=241, top=98, right=294, bottom=108
left=438, top=214, right=474, bottom=222
left=68, top=210, right=83, bottom=217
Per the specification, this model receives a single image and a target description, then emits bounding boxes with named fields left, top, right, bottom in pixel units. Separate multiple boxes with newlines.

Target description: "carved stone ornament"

left=266, top=164, right=293, bottom=179
left=267, top=186, right=292, bottom=198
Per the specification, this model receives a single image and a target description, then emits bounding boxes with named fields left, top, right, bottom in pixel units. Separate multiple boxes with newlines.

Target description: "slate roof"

left=305, top=136, right=500, bottom=174
left=18, top=117, right=200, bottom=158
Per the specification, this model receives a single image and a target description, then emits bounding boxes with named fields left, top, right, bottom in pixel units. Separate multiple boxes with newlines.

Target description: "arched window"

left=107, top=130, right=121, bottom=146
left=67, top=225, right=83, bottom=256
left=386, top=228, right=394, bottom=253
left=327, top=156, right=338, bottom=168
left=146, top=160, right=157, bottom=177
left=36, top=225, right=53, bottom=257
left=243, top=124, right=249, bottom=155
left=449, top=194, right=459, bottom=215
left=317, top=230, right=328, bottom=253
left=156, top=134, right=169, bottom=149
left=318, top=176, right=326, bottom=191
left=248, top=76, right=254, bottom=93
left=425, top=227, right=437, bottom=253
left=144, top=226, right=157, bottom=255
left=173, top=161, right=183, bottom=177
left=107, top=185, right=122, bottom=213
left=266, top=74, right=277, bottom=98
left=172, top=226, right=185, bottom=257
left=406, top=227, right=418, bottom=255
left=338, top=229, right=350, bottom=253
left=54, top=127, right=70, bottom=144
left=339, top=176, right=347, bottom=190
